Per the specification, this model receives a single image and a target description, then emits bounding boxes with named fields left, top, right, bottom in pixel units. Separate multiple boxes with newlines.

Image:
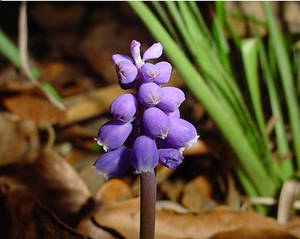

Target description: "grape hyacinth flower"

left=93, top=40, right=198, bottom=239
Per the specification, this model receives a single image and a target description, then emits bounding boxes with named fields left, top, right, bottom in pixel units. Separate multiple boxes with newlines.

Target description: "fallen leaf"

left=3, top=94, right=65, bottom=124
left=94, top=198, right=298, bottom=239
left=0, top=113, right=39, bottom=166
left=23, top=149, right=91, bottom=225
left=95, top=179, right=132, bottom=205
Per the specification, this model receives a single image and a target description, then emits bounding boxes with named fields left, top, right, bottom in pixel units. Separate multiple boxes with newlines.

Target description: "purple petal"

left=143, top=107, right=170, bottom=139
left=142, top=42, right=163, bottom=61
left=116, top=61, right=138, bottom=84
left=110, top=93, right=138, bottom=122
left=112, top=54, right=133, bottom=65
left=93, top=146, right=130, bottom=179
left=130, top=40, right=143, bottom=66
left=157, top=87, right=185, bottom=113
left=167, top=109, right=180, bottom=118
left=153, top=62, right=172, bottom=85
left=141, top=63, right=160, bottom=83
left=138, top=82, right=163, bottom=108
left=166, top=118, right=198, bottom=150
left=96, top=120, right=133, bottom=151
left=159, top=148, right=183, bottom=170
left=130, top=135, right=159, bottom=173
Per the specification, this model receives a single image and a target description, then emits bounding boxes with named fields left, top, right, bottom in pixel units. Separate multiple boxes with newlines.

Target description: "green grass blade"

left=241, top=38, right=283, bottom=181
left=0, top=29, right=22, bottom=67
left=151, top=2, right=180, bottom=43
left=236, top=168, right=267, bottom=215
left=166, top=2, right=265, bottom=162
left=129, top=1, right=276, bottom=196
left=258, top=40, right=293, bottom=179
left=187, top=2, right=216, bottom=50
left=263, top=2, right=300, bottom=168
left=0, top=28, right=64, bottom=104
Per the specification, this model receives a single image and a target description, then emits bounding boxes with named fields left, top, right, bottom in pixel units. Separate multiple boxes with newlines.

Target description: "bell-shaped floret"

left=138, top=82, right=163, bottom=108
left=157, top=87, right=185, bottom=113
left=112, top=54, right=133, bottom=65
left=153, top=62, right=172, bottom=85
left=166, top=118, right=198, bottom=150
left=116, top=61, right=138, bottom=84
left=93, top=146, right=131, bottom=179
left=141, top=63, right=160, bottom=83
left=167, top=109, right=180, bottom=118
left=96, top=120, right=132, bottom=152
left=110, top=93, right=138, bottom=122
left=143, top=107, right=170, bottom=139
left=142, top=42, right=163, bottom=61
left=141, top=63, right=159, bottom=83
left=130, top=135, right=159, bottom=173
left=159, top=148, right=183, bottom=170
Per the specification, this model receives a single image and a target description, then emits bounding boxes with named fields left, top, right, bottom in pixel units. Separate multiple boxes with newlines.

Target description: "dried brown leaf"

left=0, top=113, right=39, bottom=166
left=94, top=199, right=298, bottom=239
left=4, top=190, right=85, bottom=239
left=23, top=149, right=91, bottom=224
left=3, top=94, right=65, bottom=124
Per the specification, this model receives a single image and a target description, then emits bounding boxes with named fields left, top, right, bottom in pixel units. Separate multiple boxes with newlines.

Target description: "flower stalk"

left=140, top=172, right=156, bottom=239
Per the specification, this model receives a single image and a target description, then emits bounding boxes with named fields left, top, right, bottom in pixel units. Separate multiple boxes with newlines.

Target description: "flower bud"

left=130, top=40, right=143, bottom=67
left=141, top=63, right=160, bottom=83
left=143, top=42, right=163, bottom=61
left=138, top=82, right=163, bottom=108
left=157, top=87, right=185, bottom=113
left=159, top=148, right=183, bottom=170
left=166, top=118, right=198, bottom=150
left=153, top=62, right=172, bottom=85
left=96, top=120, right=133, bottom=151
left=130, top=135, right=159, bottom=173
left=143, top=107, right=170, bottom=139
left=93, top=146, right=130, bottom=179
left=116, top=61, right=138, bottom=84
left=167, top=109, right=180, bottom=118
left=110, top=93, right=138, bottom=122
left=112, top=54, right=133, bottom=65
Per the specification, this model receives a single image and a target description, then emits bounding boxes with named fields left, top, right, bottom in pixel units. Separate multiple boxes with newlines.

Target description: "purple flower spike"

left=130, top=40, right=143, bottom=67
left=166, top=118, right=198, bottom=150
left=157, top=87, right=185, bottom=113
left=131, top=135, right=159, bottom=173
left=112, top=54, right=133, bottom=65
left=167, top=109, right=180, bottom=118
left=141, top=63, right=160, bottom=83
left=94, top=146, right=131, bottom=179
left=116, top=61, right=138, bottom=84
left=138, top=82, right=163, bottom=107
left=159, top=148, right=183, bottom=170
left=143, top=42, right=163, bottom=61
left=153, top=62, right=172, bottom=85
left=110, top=93, right=138, bottom=122
left=96, top=120, right=133, bottom=151
left=143, top=107, right=170, bottom=139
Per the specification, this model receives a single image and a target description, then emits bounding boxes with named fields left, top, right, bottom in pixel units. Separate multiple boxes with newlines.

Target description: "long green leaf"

left=241, top=38, right=283, bottom=181
left=258, top=39, right=293, bottom=179
left=263, top=2, right=300, bottom=168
